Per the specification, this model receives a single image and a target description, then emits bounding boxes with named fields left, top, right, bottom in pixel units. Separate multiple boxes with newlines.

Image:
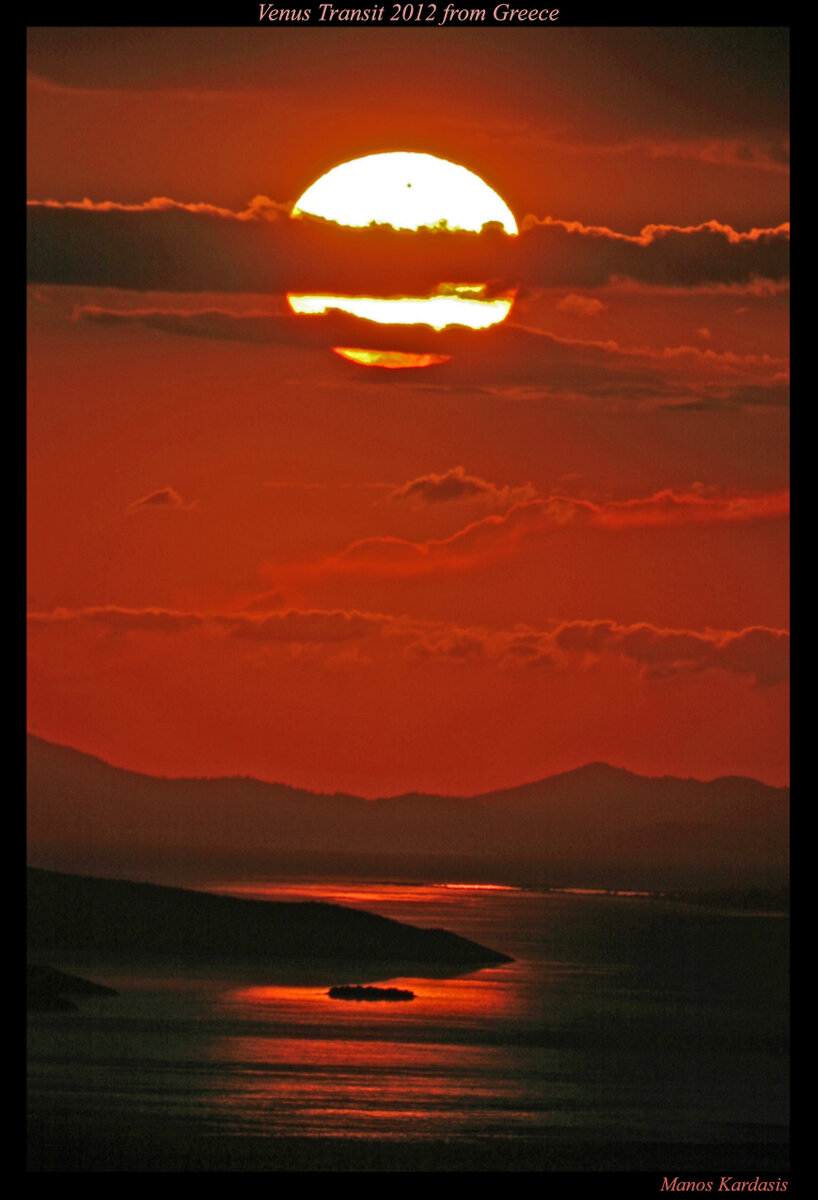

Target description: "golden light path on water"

left=208, top=880, right=523, bottom=905
left=286, top=151, right=518, bottom=366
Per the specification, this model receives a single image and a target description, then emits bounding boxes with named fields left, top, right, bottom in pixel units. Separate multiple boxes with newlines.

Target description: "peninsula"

left=27, top=868, right=512, bottom=965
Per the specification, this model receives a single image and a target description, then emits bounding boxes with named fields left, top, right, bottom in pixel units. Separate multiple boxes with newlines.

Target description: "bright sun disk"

left=287, top=151, right=518, bottom=364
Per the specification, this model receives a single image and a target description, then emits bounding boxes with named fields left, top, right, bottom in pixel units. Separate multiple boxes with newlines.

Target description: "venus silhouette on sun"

left=286, top=151, right=518, bottom=368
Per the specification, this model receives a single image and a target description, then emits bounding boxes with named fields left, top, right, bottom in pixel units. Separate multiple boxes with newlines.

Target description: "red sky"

left=27, top=26, right=789, bottom=795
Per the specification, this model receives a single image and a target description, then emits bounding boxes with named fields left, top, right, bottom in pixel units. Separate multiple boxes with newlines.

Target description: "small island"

left=328, top=985, right=415, bottom=1002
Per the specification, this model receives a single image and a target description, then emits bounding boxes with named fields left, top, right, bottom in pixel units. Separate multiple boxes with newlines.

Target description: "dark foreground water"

left=27, top=881, right=788, bottom=1173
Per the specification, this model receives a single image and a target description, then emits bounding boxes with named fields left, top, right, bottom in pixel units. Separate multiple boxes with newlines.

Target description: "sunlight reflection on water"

left=28, top=880, right=788, bottom=1150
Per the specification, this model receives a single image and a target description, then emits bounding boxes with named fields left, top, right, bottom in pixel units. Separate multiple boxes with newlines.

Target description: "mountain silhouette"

left=27, top=735, right=788, bottom=887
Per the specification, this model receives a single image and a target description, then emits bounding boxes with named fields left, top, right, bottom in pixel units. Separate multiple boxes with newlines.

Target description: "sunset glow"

left=26, top=25, right=790, bottom=1177
left=27, top=26, right=790, bottom=799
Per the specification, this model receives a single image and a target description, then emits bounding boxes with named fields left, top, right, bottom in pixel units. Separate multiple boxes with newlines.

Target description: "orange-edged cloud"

left=513, top=217, right=790, bottom=290
left=388, top=465, right=536, bottom=508
left=27, top=195, right=288, bottom=220
left=270, top=487, right=790, bottom=582
left=27, top=197, right=790, bottom=293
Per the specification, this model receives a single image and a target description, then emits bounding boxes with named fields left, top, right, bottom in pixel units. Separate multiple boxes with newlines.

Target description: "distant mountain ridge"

left=27, top=735, right=789, bottom=886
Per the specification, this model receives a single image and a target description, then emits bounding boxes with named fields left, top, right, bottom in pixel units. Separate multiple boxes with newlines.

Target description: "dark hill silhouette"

left=27, top=867, right=511, bottom=964
left=27, top=735, right=789, bottom=886
left=27, top=962, right=119, bottom=1011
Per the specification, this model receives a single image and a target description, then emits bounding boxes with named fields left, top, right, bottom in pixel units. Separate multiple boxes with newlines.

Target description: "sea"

left=27, top=879, right=789, bottom=1174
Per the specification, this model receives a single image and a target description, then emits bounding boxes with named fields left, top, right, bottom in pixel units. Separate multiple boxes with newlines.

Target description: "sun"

left=291, top=151, right=518, bottom=235
left=286, top=151, right=518, bottom=367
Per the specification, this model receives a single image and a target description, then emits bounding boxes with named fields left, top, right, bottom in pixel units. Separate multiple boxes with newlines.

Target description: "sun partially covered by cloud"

left=27, top=199, right=790, bottom=295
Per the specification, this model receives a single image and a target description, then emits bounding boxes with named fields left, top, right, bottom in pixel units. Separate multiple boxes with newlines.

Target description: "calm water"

left=28, top=881, right=788, bottom=1165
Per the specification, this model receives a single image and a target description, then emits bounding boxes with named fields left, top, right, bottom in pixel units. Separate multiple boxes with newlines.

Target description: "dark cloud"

left=515, top=217, right=789, bottom=290
left=81, top=305, right=304, bottom=346
left=28, top=198, right=790, bottom=295
left=715, top=627, right=791, bottom=688
left=407, top=632, right=489, bottom=662
left=223, top=610, right=383, bottom=644
left=28, top=197, right=294, bottom=293
left=73, top=302, right=789, bottom=412
left=551, top=620, right=789, bottom=687
left=27, top=605, right=387, bottom=644
left=28, top=607, right=207, bottom=635
left=28, top=605, right=788, bottom=686
left=615, top=134, right=789, bottom=174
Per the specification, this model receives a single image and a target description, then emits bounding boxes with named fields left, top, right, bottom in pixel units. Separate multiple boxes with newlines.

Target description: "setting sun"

left=287, top=151, right=518, bottom=361
left=291, top=151, right=518, bottom=235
